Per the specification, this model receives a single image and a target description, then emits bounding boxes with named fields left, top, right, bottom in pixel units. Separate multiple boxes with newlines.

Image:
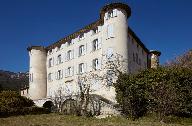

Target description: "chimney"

left=149, top=50, right=161, bottom=68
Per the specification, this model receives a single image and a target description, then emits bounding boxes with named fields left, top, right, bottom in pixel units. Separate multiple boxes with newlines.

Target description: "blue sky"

left=0, top=0, right=191, bottom=72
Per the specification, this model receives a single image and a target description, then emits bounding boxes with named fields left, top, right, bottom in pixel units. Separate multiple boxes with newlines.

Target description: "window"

left=48, top=73, right=53, bottom=81
left=92, top=27, right=98, bottom=34
left=67, top=67, right=72, bottom=76
left=136, top=53, right=138, bottom=64
left=138, top=58, right=141, bottom=65
left=93, top=39, right=99, bottom=51
left=57, top=54, right=62, bottom=64
left=107, top=48, right=113, bottom=59
left=108, top=10, right=113, bottom=18
left=79, top=45, right=85, bottom=56
left=105, top=9, right=117, bottom=20
left=79, top=63, right=84, bottom=74
left=48, top=50, right=53, bottom=55
left=93, top=58, right=99, bottom=70
left=107, top=24, right=114, bottom=38
left=67, top=50, right=72, bottom=60
left=29, top=73, right=33, bottom=82
left=49, top=58, right=53, bottom=67
left=57, top=70, right=62, bottom=80
left=79, top=34, right=84, bottom=40
left=133, top=53, right=135, bottom=62
left=67, top=40, right=72, bottom=46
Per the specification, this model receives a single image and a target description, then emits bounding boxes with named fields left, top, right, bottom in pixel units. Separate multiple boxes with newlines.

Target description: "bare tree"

left=165, top=49, right=192, bottom=69
left=51, top=53, right=126, bottom=116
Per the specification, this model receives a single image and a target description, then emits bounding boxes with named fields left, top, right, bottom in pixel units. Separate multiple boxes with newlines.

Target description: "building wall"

left=127, top=34, right=148, bottom=73
left=27, top=3, right=158, bottom=104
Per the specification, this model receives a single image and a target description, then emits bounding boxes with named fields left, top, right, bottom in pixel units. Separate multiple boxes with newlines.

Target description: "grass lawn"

left=0, top=113, right=192, bottom=126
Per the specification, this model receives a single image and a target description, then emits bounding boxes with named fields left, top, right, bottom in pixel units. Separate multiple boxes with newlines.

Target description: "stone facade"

left=23, top=3, right=161, bottom=114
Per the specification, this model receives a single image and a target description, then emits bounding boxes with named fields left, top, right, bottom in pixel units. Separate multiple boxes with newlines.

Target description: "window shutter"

left=52, top=57, right=54, bottom=66
left=108, top=24, right=114, bottom=38
left=64, top=53, right=67, bottom=61
left=113, top=9, right=117, bottom=17
left=107, top=48, right=113, bottom=58
left=76, top=65, right=79, bottom=75
left=65, top=69, right=68, bottom=77
left=84, top=63, right=87, bottom=73
left=98, top=37, right=102, bottom=49
left=71, top=67, right=74, bottom=75
left=60, top=70, right=63, bottom=79
left=98, top=58, right=102, bottom=69
left=55, top=72, right=57, bottom=80
left=72, top=49, right=74, bottom=59
left=83, top=45, right=86, bottom=55
left=75, top=47, right=79, bottom=58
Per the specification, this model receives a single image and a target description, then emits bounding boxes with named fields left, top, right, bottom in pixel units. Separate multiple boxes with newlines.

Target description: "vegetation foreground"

left=0, top=113, right=192, bottom=126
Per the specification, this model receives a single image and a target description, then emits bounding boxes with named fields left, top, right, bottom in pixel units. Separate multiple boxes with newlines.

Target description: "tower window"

left=92, top=27, right=98, bottom=34
left=79, top=34, right=84, bottom=40
left=108, top=10, right=113, bottom=18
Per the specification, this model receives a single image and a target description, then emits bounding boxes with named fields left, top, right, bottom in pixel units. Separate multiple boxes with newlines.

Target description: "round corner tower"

left=27, top=46, right=47, bottom=100
left=100, top=3, right=131, bottom=72
left=149, top=50, right=161, bottom=69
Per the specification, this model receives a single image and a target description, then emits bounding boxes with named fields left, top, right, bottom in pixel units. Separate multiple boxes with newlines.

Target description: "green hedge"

left=0, top=90, right=50, bottom=117
left=114, top=67, right=192, bottom=120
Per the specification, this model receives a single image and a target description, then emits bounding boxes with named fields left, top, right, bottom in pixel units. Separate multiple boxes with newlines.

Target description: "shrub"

left=0, top=90, right=50, bottom=117
left=114, top=67, right=192, bottom=120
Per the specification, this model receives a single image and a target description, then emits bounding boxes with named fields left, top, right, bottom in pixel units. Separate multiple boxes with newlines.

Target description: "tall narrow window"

left=48, top=73, right=52, bottom=81
left=57, top=54, right=62, bottom=64
left=49, top=58, right=53, bottom=67
left=93, top=39, right=99, bottom=51
left=57, top=70, right=62, bottom=80
left=136, top=53, right=138, bottom=64
left=93, top=58, right=99, bottom=70
left=79, top=63, right=84, bottom=74
left=29, top=73, right=33, bottom=82
left=107, top=24, right=114, bottom=38
left=133, top=53, right=135, bottom=62
left=67, top=50, right=72, bottom=60
left=68, top=67, right=72, bottom=76
left=79, top=45, right=85, bottom=56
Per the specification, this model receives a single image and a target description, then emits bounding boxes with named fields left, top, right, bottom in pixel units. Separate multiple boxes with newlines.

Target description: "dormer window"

left=92, top=27, right=98, bottom=34
left=67, top=40, right=72, bottom=46
left=108, top=10, right=113, bottom=19
left=79, top=34, right=84, bottom=40
left=105, top=9, right=117, bottom=20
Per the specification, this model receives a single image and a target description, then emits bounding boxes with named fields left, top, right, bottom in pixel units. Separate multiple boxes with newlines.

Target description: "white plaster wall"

left=29, top=49, right=47, bottom=100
